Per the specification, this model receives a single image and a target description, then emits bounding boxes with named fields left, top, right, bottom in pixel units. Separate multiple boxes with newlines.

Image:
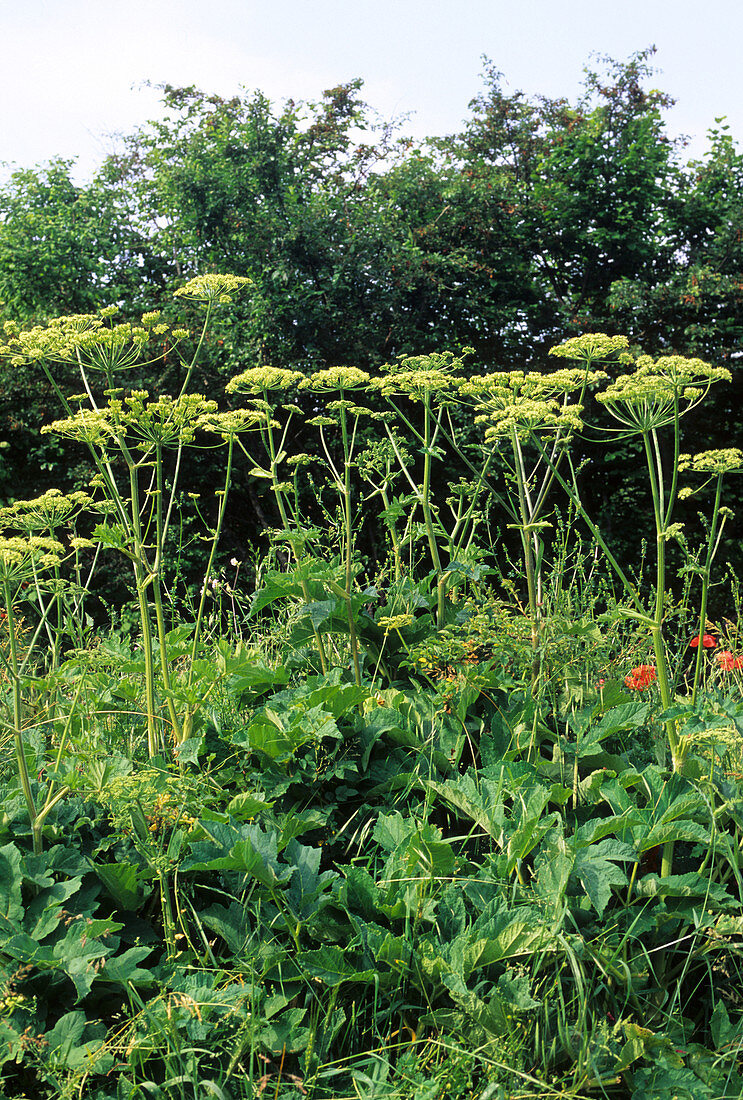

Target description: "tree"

left=446, top=49, right=681, bottom=356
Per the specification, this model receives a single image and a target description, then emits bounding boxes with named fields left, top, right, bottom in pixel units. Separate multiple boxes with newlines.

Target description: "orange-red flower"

left=624, top=664, right=657, bottom=691
left=714, top=650, right=743, bottom=672
left=690, top=633, right=717, bottom=649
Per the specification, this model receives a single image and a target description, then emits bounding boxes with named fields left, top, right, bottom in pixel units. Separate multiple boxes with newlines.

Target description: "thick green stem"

left=691, top=473, right=724, bottom=706
left=152, top=447, right=182, bottom=744
left=4, top=582, right=38, bottom=851
left=421, top=397, right=445, bottom=626
left=128, top=464, right=159, bottom=757
left=510, top=429, right=541, bottom=688
left=188, top=440, right=236, bottom=690
left=339, top=402, right=362, bottom=686
left=263, top=406, right=328, bottom=674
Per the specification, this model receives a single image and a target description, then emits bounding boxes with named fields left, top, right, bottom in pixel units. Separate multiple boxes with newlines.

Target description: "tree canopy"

left=1, top=48, right=742, bottom=577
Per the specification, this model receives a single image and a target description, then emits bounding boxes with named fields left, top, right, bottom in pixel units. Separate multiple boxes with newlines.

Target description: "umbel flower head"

left=195, top=409, right=270, bottom=440
left=174, top=273, right=252, bottom=305
left=369, top=350, right=470, bottom=401
left=549, top=333, right=630, bottom=364
left=226, top=366, right=304, bottom=395
left=42, top=393, right=223, bottom=451
left=461, top=368, right=601, bottom=441
left=596, top=354, right=731, bottom=433
left=0, top=536, right=64, bottom=584
left=678, top=449, right=743, bottom=475
left=0, top=307, right=188, bottom=374
left=0, top=489, right=93, bottom=533
left=300, top=366, right=371, bottom=392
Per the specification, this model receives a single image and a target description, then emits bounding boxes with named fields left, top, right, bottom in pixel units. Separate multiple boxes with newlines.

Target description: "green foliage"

left=3, top=51, right=743, bottom=1094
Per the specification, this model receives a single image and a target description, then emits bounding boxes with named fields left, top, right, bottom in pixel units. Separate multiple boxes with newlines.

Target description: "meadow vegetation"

left=0, top=278, right=740, bottom=1099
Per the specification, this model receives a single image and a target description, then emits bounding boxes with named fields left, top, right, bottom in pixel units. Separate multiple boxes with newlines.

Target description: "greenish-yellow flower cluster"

left=597, top=354, right=731, bottom=432
left=678, top=449, right=743, bottom=475
left=301, top=367, right=371, bottom=391
left=463, top=369, right=595, bottom=440
left=42, top=393, right=232, bottom=449
left=173, top=274, right=252, bottom=304
left=0, top=536, right=64, bottom=583
left=196, top=409, right=269, bottom=439
left=0, top=489, right=93, bottom=532
left=377, top=614, right=415, bottom=631
left=42, top=409, right=113, bottom=446
left=370, top=350, right=469, bottom=401
left=0, top=308, right=188, bottom=373
left=549, top=333, right=630, bottom=361
left=226, top=366, right=304, bottom=394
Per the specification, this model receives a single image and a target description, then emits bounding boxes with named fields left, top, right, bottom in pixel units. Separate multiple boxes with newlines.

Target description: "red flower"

left=624, top=664, right=657, bottom=691
left=714, top=650, right=743, bottom=672
left=690, top=633, right=717, bottom=649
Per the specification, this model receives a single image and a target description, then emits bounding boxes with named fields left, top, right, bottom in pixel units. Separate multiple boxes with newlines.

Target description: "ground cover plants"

left=0, top=279, right=742, bottom=1098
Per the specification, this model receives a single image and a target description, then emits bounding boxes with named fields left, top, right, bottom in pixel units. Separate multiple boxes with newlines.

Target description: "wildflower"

left=715, top=650, right=743, bottom=671
left=624, top=664, right=657, bottom=691
left=377, top=614, right=415, bottom=632
left=678, top=449, right=743, bottom=475
left=301, top=366, right=370, bottom=391
left=461, top=367, right=600, bottom=441
left=370, top=350, right=470, bottom=401
left=0, top=536, right=64, bottom=582
left=549, top=333, right=630, bottom=363
left=689, top=633, right=717, bottom=649
left=597, top=355, right=731, bottom=433
left=196, top=409, right=268, bottom=439
left=226, top=366, right=304, bottom=394
left=0, top=489, right=93, bottom=532
left=173, top=274, right=252, bottom=304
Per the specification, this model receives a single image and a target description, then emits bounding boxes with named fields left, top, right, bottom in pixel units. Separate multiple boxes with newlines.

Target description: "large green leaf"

left=296, top=946, right=377, bottom=987
left=0, top=844, right=23, bottom=929
left=94, top=862, right=149, bottom=911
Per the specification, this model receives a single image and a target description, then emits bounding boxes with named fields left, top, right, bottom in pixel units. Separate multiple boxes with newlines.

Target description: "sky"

left=1, top=0, right=741, bottom=182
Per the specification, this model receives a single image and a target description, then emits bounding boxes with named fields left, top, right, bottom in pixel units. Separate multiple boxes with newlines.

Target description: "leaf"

left=285, top=838, right=337, bottom=914
left=0, top=844, right=23, bottom=929
left=422, top=775, right=504, bottom=840
left=302, top=599, right=341, bottom=629
left=92, top=522, right=128, bottom=551
left=711, top=999, right=738, bottom=1051
left=94, top=862, right=149, bottom=911
left=45, top=1011, right=86, bottom=1063
left=174, top=736, right=203, bottom=765
left=639, top=820, right=709, bottom=850
left=574, top=812, right=640, bottom=848
left=296, top=946, right=376, bottom=987
left=634, top=873, right=738, bottom=909
left=497, top=970, right=540, bottom=1011
left=100, top=947, right=154, bottom=987
left=534, top=833, right=574, bottom=912
left=572, top=840, right=635, bottom=916
left=199, top=902, right=251, bottom=953
left=372, top=811, right=417, bottom=853
left=54, top=921, right=122, bottom=999
left=574, top=857, right=628, bottom=918
left=226, top=792, right=274, bottom=820
left=476, top=914, right=551, bottom=967
left=25, top=878, right=83, bottom=940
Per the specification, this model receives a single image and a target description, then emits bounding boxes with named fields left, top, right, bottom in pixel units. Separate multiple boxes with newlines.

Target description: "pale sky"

left=1, top=0, right=740, bottom=181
